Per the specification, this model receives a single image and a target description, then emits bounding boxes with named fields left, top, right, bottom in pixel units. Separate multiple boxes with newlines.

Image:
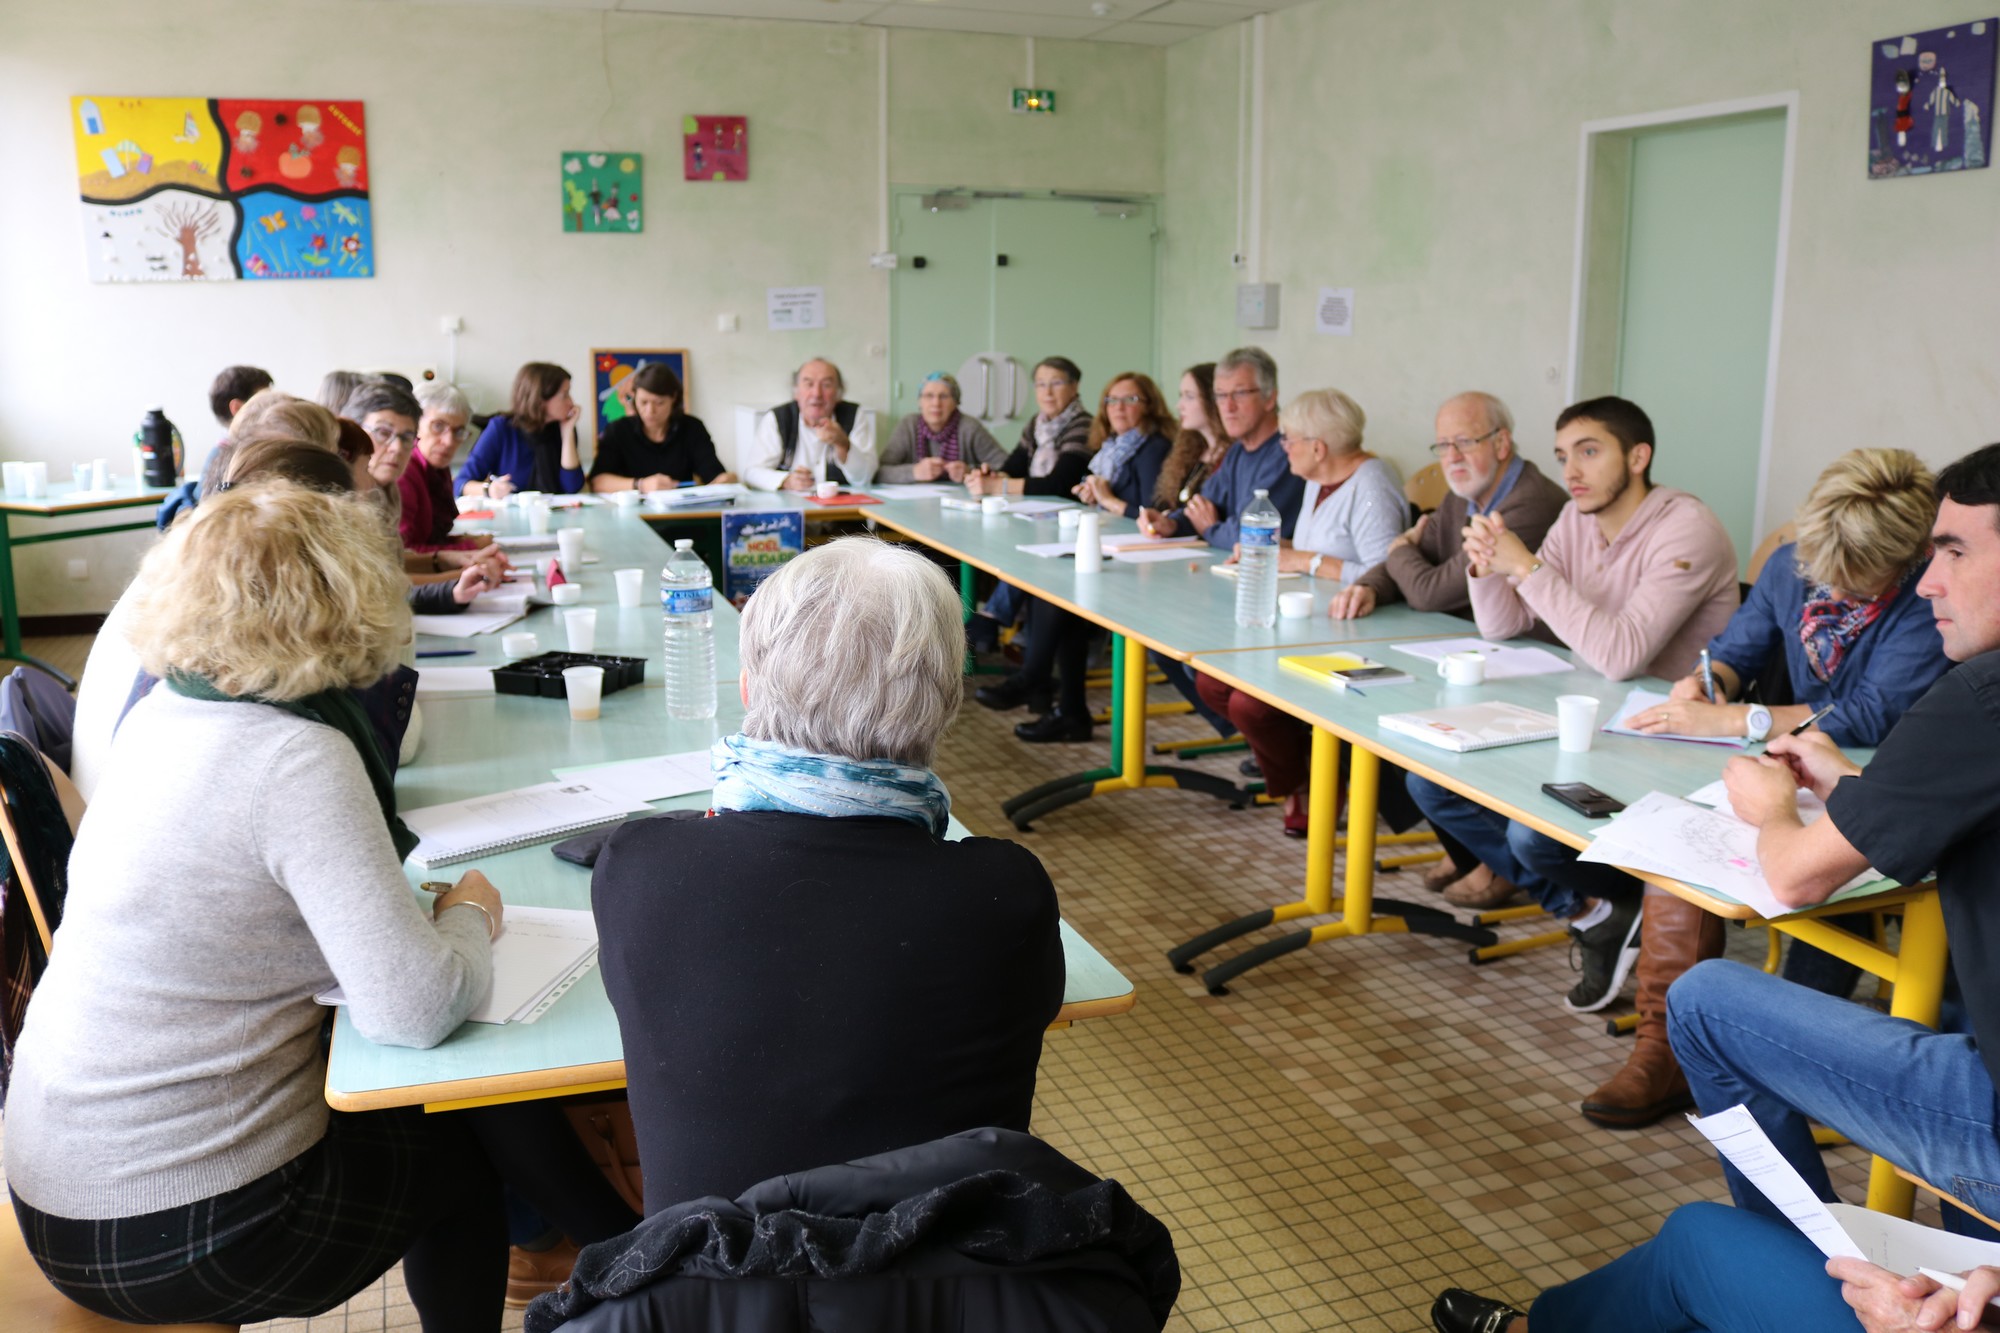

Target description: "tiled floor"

left=7, top=636, right=1904, bottom=1331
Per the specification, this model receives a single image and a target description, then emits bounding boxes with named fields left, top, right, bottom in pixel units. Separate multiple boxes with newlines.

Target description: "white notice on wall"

left=767, top=285, right=827, bottom=331
left=1316, top=287, right=1355, bottom=337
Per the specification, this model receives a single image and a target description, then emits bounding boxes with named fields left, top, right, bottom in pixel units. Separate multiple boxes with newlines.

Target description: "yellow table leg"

left=1865, top=891, right=1948, bottom=1216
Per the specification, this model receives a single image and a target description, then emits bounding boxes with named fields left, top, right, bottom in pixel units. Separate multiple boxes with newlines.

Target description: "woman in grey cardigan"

left=876, top=371, right=1008, bottom=483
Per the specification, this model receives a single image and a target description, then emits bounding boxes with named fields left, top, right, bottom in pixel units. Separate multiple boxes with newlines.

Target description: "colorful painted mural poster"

left=592, top=349, right=689, bottom=439
left=71, top=96, right=372, bottom=282
left=563, top=152, right=642, bottom=232
left=720, top=510, right=803, bottom=608
left=682, top=116, right=747, bottom=181
left=1870, top=20, right=1997, bottom=177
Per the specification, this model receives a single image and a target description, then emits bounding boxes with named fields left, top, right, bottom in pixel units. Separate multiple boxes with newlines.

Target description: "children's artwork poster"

left=562, top=152, right=642, bottom=232
left=71, top=97, right=372, bottom=282
left=1870, top=20, right=1997, bottom=177
left=720, top=511, right=803, bottom=608
left=592, top=349, right=689, bottom=439
left=683, top=116, right=747, bottom=182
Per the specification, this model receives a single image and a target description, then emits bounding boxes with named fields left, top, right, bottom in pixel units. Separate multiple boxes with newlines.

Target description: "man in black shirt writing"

left=1670, top=442, right=2000, bottom=1326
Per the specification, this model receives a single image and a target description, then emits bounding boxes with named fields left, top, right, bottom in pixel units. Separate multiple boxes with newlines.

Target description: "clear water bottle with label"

left=661, top=539, right=717, bottom=720
left=1234, top=488, right=1281, bottom=629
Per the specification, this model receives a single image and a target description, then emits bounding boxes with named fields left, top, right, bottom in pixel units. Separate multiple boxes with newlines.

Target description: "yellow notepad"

left=1279, top=654, right=1412, bottom=690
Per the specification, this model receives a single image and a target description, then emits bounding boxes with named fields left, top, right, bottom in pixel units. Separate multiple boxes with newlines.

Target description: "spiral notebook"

left=1377, top=701, right=1561, bottom=753
left=402, top=782, right=652, bottom=868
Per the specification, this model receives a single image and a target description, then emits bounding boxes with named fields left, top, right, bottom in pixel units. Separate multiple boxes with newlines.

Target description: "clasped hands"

left=1461, top=512, right=1536, bottom=580
left=1136, top=494, right=1218, bottom=539
left=1829, top=1257, right=2000, bottom=1332
left=912, top=456, right=968, bottom=483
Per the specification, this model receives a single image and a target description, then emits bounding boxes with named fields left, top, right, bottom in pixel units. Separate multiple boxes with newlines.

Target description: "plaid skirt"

left=13, top=1104, right=500, bottom=1325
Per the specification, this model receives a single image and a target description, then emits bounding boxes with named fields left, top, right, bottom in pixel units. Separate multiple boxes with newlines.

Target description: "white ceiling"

left=403, top=0, right=1315, bottom=46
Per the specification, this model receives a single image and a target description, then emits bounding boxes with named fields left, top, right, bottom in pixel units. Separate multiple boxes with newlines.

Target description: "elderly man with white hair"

left=743, top=358, right=879, bottom=491
left=397, top=380, right=492, bottom=555
left=591, top=537, right=1064, bottom=1213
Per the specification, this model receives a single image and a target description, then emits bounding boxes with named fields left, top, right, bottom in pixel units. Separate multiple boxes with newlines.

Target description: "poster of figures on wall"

left=71, top=96, right=373, bottom=281
left=1870, top=20, right=1997, bottom=177
left=592, top=349, right=689, bottom=439
left=562, top=152, right=643, bottom=232
left=683, top=116, right=747, bottom=181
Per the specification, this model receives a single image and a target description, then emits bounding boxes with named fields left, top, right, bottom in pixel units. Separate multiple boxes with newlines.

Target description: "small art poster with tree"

left=562, top=152, right=643, bottom=232
left=71, top=96, right=373, bottom=282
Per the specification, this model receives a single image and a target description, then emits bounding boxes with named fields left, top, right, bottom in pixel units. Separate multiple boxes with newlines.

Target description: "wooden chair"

left=1745, top=520, right=1797, bottom=586
left=2, top=1210, right=237, bottom=1333
left=1896, top=1167, right=2000, bottom=1231
left=1404, top=461, right=1448, bottom=515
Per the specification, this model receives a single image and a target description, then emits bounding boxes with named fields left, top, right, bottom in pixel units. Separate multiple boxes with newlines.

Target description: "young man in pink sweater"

left=1406, top=396, right=1739, bottom=1129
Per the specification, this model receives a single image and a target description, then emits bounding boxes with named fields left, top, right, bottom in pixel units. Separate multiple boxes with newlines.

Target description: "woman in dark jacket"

left=592, top=538, right=1064, bottom=1213
left=966, top=356, right=1094, bottom=498
left=587, top=362, right=732, bottom=492
left=974, top=374, right=1175, bottom=744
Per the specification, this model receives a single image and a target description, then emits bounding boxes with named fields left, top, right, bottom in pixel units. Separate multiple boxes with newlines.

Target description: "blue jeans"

left=1404, top=774, right=1630, bottom=918
left=1668, top=959, right=2000, bottom=1230
left=1529, top=1201, right=1859, bottom=1332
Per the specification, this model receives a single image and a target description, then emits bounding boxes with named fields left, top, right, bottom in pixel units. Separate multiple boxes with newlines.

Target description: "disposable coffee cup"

left=550, top=582, right=582, bottom=607
left=22, top=462, right=47, bottom=499
left=563, top=665, right=604, bottom=721
left=815, top=480, right=840, bottom=500
left=1058, top=508, right=1082, bottom=534
left=980, top=495, right=1008, bottom=515
left=501, top=632, right=539, bottom=658
left=1278, top=590, right=1314, bottom=619
left=527, top=503, right=552, bottom=536
left=1556, top=694, right=1600, bottom=753
left=613, top=567, right=645, bottom=608
left=1437, top=651, right=1487, bottom=686
left=556, top=527, right=585, bottom=574
left=563, top=608, right=597, bottom=652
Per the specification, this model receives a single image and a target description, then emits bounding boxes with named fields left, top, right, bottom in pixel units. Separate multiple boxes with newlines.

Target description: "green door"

left=1614, top=112, right=1786, bottom=560
left=889, top=195, right=993, bottom=425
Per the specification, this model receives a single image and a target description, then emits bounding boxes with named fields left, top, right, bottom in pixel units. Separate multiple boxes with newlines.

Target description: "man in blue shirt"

left=1140, top=346, right=1304, bottom=547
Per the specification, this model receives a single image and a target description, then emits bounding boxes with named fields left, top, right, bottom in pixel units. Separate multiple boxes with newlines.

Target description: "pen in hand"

left=1774, top=703, right=1836, bottom=743
left=1699, top=648, right=1717, bottom=704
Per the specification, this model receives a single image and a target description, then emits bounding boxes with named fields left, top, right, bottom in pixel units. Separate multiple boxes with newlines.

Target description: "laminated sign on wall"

left=767, top=286, right=826, bottom=331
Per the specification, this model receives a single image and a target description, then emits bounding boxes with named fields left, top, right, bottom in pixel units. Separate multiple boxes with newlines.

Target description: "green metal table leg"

left=0, top=510, right=76, bottom=687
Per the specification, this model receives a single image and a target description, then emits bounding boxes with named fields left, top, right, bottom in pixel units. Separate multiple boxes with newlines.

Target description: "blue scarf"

left=1089, top=427, right=1147, bottom=485
left=710, top=733, right=951, bottom=836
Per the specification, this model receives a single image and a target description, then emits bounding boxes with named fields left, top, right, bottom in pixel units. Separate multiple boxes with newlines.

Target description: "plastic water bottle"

left=661, top=539, right=717, bottom=720
left=1235, top=488, right=1281, bottom=629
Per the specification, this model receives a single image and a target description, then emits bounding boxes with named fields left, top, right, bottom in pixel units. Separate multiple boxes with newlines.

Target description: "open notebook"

left=1377, top=701, right=1561, bottom=752
left=401, top=782, right=651, bottom=868
left=318, top=904, right=599, bottom=1025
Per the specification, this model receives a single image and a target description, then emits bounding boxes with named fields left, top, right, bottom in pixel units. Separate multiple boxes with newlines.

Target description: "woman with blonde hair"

left=5, top=482, right=514, bottom=1328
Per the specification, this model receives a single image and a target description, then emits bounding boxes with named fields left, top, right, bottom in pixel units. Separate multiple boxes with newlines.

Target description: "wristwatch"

left=1307, top=553, right=1325, bottom=579
left=1744, top=703, right=1773, bottom=743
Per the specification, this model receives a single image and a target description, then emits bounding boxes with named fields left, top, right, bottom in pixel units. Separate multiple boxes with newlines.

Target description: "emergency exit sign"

left=1011, top=88, right=1057, bottom=114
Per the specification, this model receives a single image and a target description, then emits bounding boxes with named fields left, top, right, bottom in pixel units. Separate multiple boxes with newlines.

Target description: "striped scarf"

left=710, top=733, right=950, bottom=836
left=915, top=411, right=962, bottom=464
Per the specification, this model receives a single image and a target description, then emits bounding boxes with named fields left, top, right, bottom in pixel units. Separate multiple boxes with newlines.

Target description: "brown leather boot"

left=506, top=1236, right=580, bottom=1309
left=1581, top=891, right=1724, bottom=1128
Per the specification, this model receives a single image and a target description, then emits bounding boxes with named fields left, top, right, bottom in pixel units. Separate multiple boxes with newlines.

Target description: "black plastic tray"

left=492, top=652, right=647, bottom=699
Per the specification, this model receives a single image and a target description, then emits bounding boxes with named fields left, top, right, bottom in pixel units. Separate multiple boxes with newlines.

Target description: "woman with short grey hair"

left=592, top=536, right=1065, bottom=1210
left=877, top=372, right=1008, bottom=484
left=401, top=382, right=488, bottom=554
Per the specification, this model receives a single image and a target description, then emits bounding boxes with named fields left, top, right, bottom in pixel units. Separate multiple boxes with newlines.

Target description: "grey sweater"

left=3, top=690, right=491, bottom=1219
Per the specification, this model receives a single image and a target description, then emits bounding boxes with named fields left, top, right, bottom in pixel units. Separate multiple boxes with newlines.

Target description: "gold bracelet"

left=446, top=899, right=497, bottom=941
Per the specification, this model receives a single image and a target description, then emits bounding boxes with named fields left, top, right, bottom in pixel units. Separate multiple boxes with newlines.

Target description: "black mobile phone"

left=1542, top=781, right=1626, bottom=819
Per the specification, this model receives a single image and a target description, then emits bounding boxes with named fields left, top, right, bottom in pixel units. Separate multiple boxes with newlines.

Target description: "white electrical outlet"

left=67, top=558, right=88, bottom=580
left=440, top=314, right=463, bottom=334
left=717, top=313, right=739, bottom=333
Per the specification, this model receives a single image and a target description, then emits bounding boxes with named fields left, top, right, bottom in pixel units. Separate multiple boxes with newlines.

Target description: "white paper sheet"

left=551, top=751, right=712, bottom=803
left=1601, top=687, right=1749, bottom=748
left=1100, top=532, right=1205, bottom=552
left=1210, top=564, right=1301, bottom=581
left=462, top=906, right=601, bottom=1025
left=1387, top=638, right=1574, bottom=679
left=1005, top=500, right=1073, bottom=517
left=643, top=482, right=747, bottom=510
left=409, top=607, right=526, bottom=639
left=1113, top=546, right=1216, bottom=564
left=414, top=666, right=497, bottom=697
left=1687, top=1105, right=1866, bottom=1260
left=1685, top=778, right=1829, bottom=825
left=402, top=782, right=651, bottom=867
left=869, top=483, right=964, bottom=499
left=495, top=533, right=559, bottom=551
left=1015, top=541, right=1077, bottom=558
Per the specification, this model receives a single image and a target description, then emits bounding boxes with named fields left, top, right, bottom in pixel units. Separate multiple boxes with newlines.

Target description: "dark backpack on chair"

left=0, top=731, right=75, bottom=1108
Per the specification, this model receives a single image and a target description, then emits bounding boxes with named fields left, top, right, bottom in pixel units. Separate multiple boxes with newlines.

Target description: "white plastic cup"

left=91, top=458, right=109, bottom=491
left=2, top=463, right=24, bottom=498
left=556, top=527, right=585, bottom=575
left=527, top=502, right=552, bottom=535
left=549, top=582, right=582, bottom=607
left=1074, top=510, right=1102, bottom=572
left=73, top=463, right=92, bottom=489
left=22, top=462, right=47, bottom=499
left=563, top=608, right=598, bottom=652
left=613, top=567, right=645, bottom=608
left=980, top=495, right=1008, bottom=515
left=563, top=665, right=604, bottom=721
left=1058, top=508, right=1082, bottom=534
left=1437, top=651, right=1487, bottom=686
left=455, top=494, right=482, bottom=514
left=609, top=489, right=642, bottom=509
left=513, top=490, right=545, bottom=509
left=1278, top=590, right=1314, bottom=619
left=815, top=480, right=840, bottom=500
left=1556, top=694, right=1600, bottom=753
left=501, top=631, right=539, bottom=658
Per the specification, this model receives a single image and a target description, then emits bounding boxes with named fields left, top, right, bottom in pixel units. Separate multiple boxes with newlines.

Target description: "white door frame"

left=1565, top=92, right=1799, bottom=545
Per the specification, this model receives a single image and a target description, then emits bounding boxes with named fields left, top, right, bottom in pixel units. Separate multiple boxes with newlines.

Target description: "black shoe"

left=1015, top=709, right=1092, bottom=743
left=1431, top=1288, right=1525, bottom=1333
left=975, top=678, right=1031, bottom=711
left=1238, top=757, right=1263, bottom=777
left=1563, top=896, right=1643, bottom=1014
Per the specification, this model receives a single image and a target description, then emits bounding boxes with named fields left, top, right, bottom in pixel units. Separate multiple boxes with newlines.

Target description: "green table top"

left=869, top=498, right=1476, bottom=660
left=1187, top=641, right=1900, bottom=918
left=640, top=490, right=869, bottom=522
left=0, top=480, right=170, bottom=517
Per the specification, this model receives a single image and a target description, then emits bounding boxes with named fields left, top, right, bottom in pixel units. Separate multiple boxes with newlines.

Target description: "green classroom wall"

left=0, top=1, right=1164, bottom=614
left=1161, top=0, right=2000, bottom=551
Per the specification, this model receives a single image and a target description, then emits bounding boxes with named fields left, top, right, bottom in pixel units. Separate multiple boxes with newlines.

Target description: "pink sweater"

left=1468, top=486, right=1739, bottom=682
